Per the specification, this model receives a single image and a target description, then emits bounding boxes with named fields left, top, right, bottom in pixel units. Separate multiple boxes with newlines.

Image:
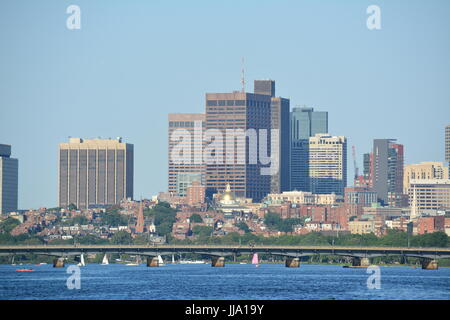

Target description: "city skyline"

left=1, top=0, right=449, bottom=209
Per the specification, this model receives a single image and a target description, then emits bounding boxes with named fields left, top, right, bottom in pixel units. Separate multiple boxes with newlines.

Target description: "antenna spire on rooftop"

left=241, top=57, right=245, bottom=93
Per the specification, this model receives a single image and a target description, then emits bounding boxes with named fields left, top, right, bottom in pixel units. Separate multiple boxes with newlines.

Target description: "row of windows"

left=169, top=121, right=204, bottom=128
left=207, top=100, right=246, bottom=106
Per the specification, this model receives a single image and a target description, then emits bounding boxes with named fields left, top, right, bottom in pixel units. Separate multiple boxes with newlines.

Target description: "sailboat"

left=158, top=255, right=165, bottom=266
left=77, top=254, right=86, bottom=267
left=171, top=254, right=176, bottom=264
left=101, top=254, right=109, bottom=265
left=252, top=253, right=259, bottom=268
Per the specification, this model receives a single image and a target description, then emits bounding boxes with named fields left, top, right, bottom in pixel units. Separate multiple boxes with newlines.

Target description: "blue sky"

left=1, top=0, right=449, bottom=209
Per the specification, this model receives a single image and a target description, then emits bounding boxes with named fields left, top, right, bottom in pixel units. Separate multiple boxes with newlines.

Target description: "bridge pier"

left=53, top=257, right=65, bottom=268
left=285, top=257, right=300, bottom=268
left=147, top=257, right=159, bottom=267
left=421, top=259, right=438, bottom=270
left=211, top=256, right=225, bottom=267
left=351, top=257, right=370, bottom=267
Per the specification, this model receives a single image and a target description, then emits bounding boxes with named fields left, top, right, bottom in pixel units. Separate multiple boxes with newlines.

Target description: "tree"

left=236, top=222, right=250, bottom=233
left=110, top=231, right=133, bottom=244
left=192, top=225, right=213, bottom=238
left=189, top=214, right=203, bottom=223
left=101, top=212, right=129, bottom=227
left=0, top=217, right=20, bottom=233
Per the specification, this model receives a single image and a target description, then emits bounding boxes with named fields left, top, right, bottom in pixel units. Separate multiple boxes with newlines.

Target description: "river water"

left=1, top=263, right=449, bottom=300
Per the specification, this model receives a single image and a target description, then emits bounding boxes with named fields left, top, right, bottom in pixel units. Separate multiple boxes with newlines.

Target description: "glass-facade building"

left=290, top=107, right=328, bottom=192
left=0, top=144, right=18, bottom=214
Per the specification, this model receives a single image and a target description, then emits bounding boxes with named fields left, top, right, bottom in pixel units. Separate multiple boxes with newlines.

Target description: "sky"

left=0, top=0, right=449, bottom=210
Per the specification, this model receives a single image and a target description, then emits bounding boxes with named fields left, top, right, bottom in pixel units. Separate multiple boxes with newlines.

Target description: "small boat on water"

left=16, top=269, right=34, bottom=272
left=101, top=254, right=109, bottom=265
left=252, top=253, right=259, bottom=268
left=77, top=254, right=86, bottom=267
left=158, top=255, right=165, bottom=266
left=179, top=260, right=206, bottom=264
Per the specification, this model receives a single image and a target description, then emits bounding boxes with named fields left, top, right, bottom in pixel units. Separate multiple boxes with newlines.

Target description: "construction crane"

left=352, top=145, right=359, bottom=180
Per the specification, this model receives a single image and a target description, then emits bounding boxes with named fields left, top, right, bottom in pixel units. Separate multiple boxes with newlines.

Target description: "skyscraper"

left=254, top=80, right=290, bottom=194
left=291, top=107, right=328, bottom=141
left=59, top=137, right=133, bottom=209
left=0, top=144, right=18, bottom=214
left=446, top=125, right=450, bottom=176
left=308, top=134, right=347, bottom=195
left=168, top=113, right=205, bottom=196
left=403, top=162, right=448, bottom=194
left=290, top=107, right=328, bottom=191
left=205, top=89, right=272, bottom=202
left=372, top=139, right=404, bottom=205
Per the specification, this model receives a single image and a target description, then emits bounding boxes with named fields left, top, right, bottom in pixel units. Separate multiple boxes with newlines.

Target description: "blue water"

left=1, top=263, right=449, bottom=300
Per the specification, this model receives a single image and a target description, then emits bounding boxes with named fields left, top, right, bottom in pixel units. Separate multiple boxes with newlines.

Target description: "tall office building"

left=59, top=137, right=133, bottom=209
left=372, top=139, right=404, bottom=205
left=290, top=107, right=328, bottom=191
left=308, top=134, right=347, bottom=195
left=403, top=162, right=448, bottom=194
left=254, top=80, right=290, bottom=194
left=205, top=87, right=272, bottom=202
left=408, top=179, right=450, bottom=218
left=168, top=113, right=205, bottom=196
left=0, top=144, right=18, bottom=214
left=446, top=125, right=450, bottom=176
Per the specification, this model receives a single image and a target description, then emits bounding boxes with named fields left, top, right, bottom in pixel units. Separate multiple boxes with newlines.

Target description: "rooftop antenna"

left=241, top=57, right=245, bottom=93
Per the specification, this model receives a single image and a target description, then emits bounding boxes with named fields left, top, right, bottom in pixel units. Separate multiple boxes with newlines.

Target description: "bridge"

left=1, top=244, right=449, bottom=269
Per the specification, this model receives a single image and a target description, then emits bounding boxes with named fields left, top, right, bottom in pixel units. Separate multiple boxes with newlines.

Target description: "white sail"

left=158, top=255, right=164, bottom=265
left=172, top=254, right=175, bottom=264
left=77, top=254, right=86, bottom=267
left=101, top=254, right=109, bottom=265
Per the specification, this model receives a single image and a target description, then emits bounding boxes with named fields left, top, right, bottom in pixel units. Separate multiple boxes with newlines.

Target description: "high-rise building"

left=372, top=139, right=404, bottom=205
left=0, top=144, right=18, bottom=214
left=58, top=137, right=133, bottom=209
left=291, top=107, right=328, bottom=141
left=308, top=133, right=347, bottom=195
left=446, top=125, right=450, bottom=176
left=168, top=113, right=205, bottom=196
left=363, top=152, right=373, bottom=187
left=254, top=80, right=290, bottom=194
left=403, top=162, right=448, bottom=194
left=290, top=107, right=328, bottom=191
left=205, top=88, right=272, bottom=202
left=408, top=179, right=450, bottom=218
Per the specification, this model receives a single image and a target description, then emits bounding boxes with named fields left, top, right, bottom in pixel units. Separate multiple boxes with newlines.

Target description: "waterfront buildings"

left=0, top=144, right=18, bottom=214
left=417, top=216, right=445, bottom=235
left=266, top=190, right=341, bottom=205
left=186, top=181, right=206, bottom=207
left=308, top=134, right=347, bottom=195
left=371, top=139, right=404, bottom=205
left=168, top=113, right=205, bottom=196
left=58, top=137, right=134, bottom=209
left=290, top=107, right=328, bottom=191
